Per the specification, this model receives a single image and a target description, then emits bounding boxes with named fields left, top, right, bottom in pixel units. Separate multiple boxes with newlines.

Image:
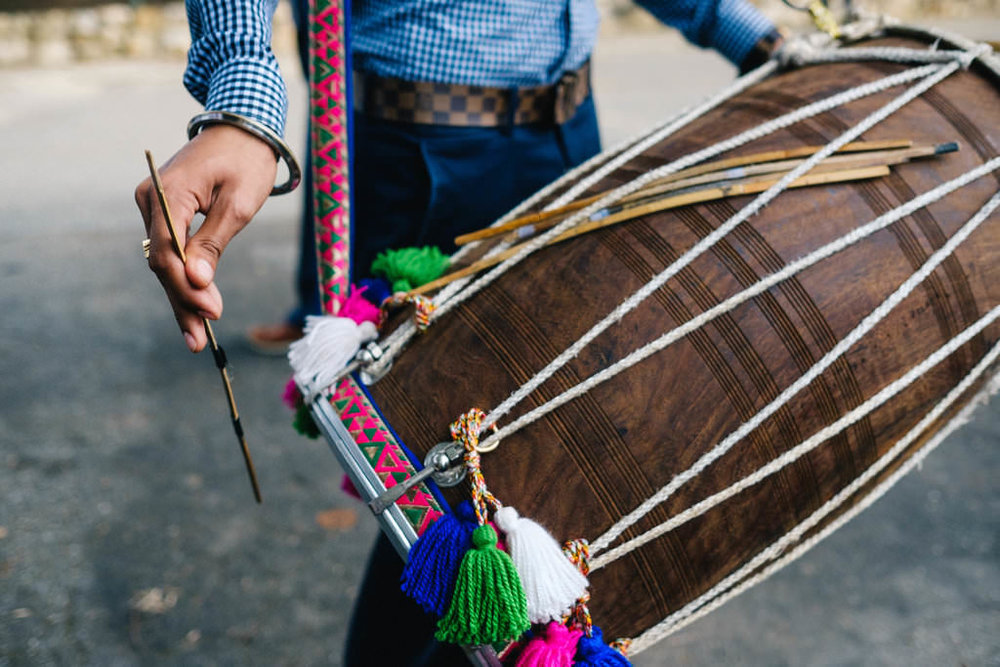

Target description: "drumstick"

left=412, top=165, right=890, bottom=296
left=144, top=150, right=263, bottom=504
left=505, top=142, right=958, bottom=242
left=453, top=139, right=913, bottom=246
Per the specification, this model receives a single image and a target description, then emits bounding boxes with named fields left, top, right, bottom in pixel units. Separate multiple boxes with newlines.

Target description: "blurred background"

left=0, top=1, right=997, bottom=665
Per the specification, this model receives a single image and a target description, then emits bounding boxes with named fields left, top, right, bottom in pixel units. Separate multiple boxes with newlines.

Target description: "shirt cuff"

left=202, top=57, right=289, bottom=137
left=710, top=0, right=777, bottom=67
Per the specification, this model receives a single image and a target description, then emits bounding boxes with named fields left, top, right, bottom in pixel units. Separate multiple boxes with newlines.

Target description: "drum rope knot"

left=383, top=293, right=437, bottom=332
left=450, top=408, right=500, bottom=525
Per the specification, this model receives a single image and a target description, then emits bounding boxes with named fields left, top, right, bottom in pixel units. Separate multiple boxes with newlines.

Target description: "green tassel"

left=292, top=402, right=320, bottom=439
left=370, top=246, right=450, bottom=293
left=435, top=524, right=530, bottom=645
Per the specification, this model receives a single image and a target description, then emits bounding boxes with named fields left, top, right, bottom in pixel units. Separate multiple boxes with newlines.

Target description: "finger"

left=137, top=173, right=224, bottom=336
left=166, top=289, right=209, bottom=353
left=154, top=263, right=224, bottom=319
left=134, top=177, right=153, bottom=235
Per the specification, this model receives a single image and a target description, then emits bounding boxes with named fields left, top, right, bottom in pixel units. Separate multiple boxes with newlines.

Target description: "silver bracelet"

left=187, top=110, right=302, bottom=196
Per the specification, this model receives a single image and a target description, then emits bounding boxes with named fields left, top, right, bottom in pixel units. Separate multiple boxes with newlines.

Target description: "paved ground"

left=0, top=23, right=998, bottom=667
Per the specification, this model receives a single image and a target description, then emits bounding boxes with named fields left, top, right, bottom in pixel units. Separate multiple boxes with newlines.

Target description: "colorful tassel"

left=575, top=626, right=632, bottom=666
left=339, top=285, right=381, bottom=325
left=494, top=506, right=589, bottom=624
left=357, top=277, right=392, bottom=306
left=288, top=315, right=378, bottom=401
left=292, top=402, right=320, bottom=439
left=515, top=622, right=582, bottom=667
left=282, top=377, right=302, bottom=410
left=371, top=246, right=450, bottom=293
left=401, top=501, right=477, bottom=615
left=340, top=474, right=361, bottom=500
left=284, top=377, right=320, bottom=438
left=434, top=524, right=530, bottom=645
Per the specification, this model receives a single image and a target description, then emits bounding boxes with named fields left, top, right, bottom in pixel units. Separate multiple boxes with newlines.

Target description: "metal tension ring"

left=356, top=341, right=392, bottom=385
left=367, top=441, right=466, bottom=515
left=426, top=441, right=467, bottom=487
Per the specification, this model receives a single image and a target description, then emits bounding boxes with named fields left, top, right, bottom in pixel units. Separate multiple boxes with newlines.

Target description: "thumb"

left=184, top=192, right=253, bottom=289
left=184, top=233, right=223, bottom=289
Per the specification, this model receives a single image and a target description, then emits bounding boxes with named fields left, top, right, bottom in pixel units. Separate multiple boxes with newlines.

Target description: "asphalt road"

left=1, top=25, right=997, bottom=667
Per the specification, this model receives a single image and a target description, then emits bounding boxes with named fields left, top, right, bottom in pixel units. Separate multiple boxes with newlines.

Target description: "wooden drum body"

left=320, top=31, right=1000, bottom=649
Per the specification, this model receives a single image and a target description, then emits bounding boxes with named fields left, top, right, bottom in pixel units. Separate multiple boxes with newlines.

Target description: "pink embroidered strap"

left=328, top=378, right=444, bottom=535
left=309, top=1, right=443, bottom=539
left=310, top=0, right=351, bottom=316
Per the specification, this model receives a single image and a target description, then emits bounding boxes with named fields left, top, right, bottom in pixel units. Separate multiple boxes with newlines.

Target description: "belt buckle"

left=553, top=69, right=580, bottom=125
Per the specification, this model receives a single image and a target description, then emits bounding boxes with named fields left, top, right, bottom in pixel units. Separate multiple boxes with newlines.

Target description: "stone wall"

left=601, top=0, right=1000, bottom=32
left=0, top=0, right=995, bottom=68
left=0, top=1, right=296, bottom=67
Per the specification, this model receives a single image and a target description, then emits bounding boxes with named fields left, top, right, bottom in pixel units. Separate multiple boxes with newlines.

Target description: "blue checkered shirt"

left=184, top=0, right=775, bottom=137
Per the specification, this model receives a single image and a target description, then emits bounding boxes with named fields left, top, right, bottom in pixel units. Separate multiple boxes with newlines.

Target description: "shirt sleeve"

left=634, top=0, right=776, bottom=68
left=183, top=0, right=288, bottom=136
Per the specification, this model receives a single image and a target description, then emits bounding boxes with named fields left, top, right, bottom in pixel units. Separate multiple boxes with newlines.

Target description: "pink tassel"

left=514, top=622, right=582, bottom=667
left=340, top=285, right=381, bottom=325
left=340, top=474, right=361, bottom=500
left=282, top=377, right=302, bottom=410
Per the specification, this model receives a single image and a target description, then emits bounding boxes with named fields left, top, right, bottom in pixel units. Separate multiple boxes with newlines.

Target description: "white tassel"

left=494, top=506, right=589, bottom=624
left=288, top=315, right=378, bottom=401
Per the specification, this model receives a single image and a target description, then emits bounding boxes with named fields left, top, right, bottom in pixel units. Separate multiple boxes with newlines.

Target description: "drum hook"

left=780, top=0, right=843, bottom=39
left=474, top=421, right=501, bottom=453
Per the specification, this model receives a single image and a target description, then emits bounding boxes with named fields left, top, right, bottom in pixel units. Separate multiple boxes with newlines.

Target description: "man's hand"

left=135, top=124, right=277, bottom=352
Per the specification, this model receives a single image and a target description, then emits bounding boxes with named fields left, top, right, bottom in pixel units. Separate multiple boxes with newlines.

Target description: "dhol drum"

left=297, top=20, right=1000, bottom=663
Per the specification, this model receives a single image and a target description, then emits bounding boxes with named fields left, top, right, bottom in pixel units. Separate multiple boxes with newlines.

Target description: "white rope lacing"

left=588, top=189, right=999, bottom=558
left=360, top=30, right=998, bottom=654
left=475, top=160, right=1000, bottom=459
left=359, top=38, right=994, bottom=383
left=780, top=42, right=991, bottom=69
left=471, top=60, right=958, bottom=451
left=333, top=31, right=999, bottom=654
left=628, top=348, right=1000, bottom=654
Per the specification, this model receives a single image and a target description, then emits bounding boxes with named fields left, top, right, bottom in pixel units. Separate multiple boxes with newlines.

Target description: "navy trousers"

left=343, top=105, right=601, bottom=666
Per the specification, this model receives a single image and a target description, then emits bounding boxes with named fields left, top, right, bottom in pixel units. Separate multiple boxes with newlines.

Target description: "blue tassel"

left=400, top=500, right=477, bottom=615
left=358, top=277, right=392, bottom=306
left=575, top=626, right=631, bottom=666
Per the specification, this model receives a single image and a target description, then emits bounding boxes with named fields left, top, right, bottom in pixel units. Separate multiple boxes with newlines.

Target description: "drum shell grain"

left=368, top=37, right=1000, bottom=640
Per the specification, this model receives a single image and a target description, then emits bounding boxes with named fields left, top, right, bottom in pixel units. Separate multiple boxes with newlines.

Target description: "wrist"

left=188, top=110, right=301, bottom=196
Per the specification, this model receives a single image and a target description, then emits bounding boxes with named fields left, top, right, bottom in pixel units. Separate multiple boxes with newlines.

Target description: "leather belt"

left=354, top=61, right=591, bottom=127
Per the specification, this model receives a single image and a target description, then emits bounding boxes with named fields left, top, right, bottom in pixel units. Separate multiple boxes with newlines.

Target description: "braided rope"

left=450, top=408, right=500, bottom=525
left=593, top=299, right=1000, bottom=569
left=628, top=338, right=1000, bottom=653
left=630, top=361, right=1000, bottom=654
left=476, top=60, right=958, bottom=450
left=476, top=159, right=1000, bottom=459
left=590, top=187, right=997, bottom=555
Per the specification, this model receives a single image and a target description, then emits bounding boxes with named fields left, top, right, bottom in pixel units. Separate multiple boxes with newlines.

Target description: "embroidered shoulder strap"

left=309, top=0, right=352, bottom=315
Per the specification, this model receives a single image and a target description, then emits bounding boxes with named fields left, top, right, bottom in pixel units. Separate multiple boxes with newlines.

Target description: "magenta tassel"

left=340, top=285, right=381, bottom=325
left=514, top=622, right=582, bottom=667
